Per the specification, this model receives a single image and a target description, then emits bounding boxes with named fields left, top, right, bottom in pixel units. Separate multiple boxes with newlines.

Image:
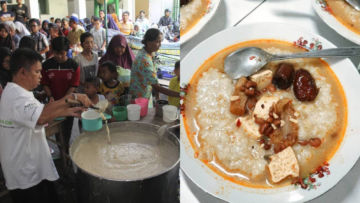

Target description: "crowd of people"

left=0, top=0, right=180, bottom=202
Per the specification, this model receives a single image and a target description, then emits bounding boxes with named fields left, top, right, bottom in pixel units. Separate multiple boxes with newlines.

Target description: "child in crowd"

left=18, top=36, right=36, bottom=50
left=62, top=18, right=71, bottom=37
left=0, top=23, right=15, bottom=51
left=29, top=18, right=49, bottom=59
left=84, top=77, right=105, bottom=105
left=41, top=36, right=80, bottom=151
left=74, top=32, right=98, bottom=92
left=90, top=16, right=106, bottom=56
left=99, top=61, right=124, bottom=106
left=168, top=60, right=180, bottom=107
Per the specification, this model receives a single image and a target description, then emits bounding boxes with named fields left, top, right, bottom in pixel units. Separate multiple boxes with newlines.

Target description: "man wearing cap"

left=158, top=9, right=173, bottom=28
left=67, top=16, right=85, bottom=48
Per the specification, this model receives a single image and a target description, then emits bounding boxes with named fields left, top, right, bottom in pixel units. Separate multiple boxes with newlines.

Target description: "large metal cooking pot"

left=70, top=122, right=180, bottom=203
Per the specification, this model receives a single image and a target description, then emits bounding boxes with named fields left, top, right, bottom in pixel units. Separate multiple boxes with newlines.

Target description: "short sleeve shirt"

left=168, top=76, right=180, bottom=107
left=0, top=83, right=59, bottom=190
left=31, top=32, right=49, bottom=58
left=129, top=48, right=158, bottom=98
left=41, top=58, right=80, bottom=100
left=67, top=27, right=85, bottom=46
left=119, top=21, right=134, bottom=35
left=0, top=11, right=14, bottom=22
left=99, top=81, right=124, bottom=106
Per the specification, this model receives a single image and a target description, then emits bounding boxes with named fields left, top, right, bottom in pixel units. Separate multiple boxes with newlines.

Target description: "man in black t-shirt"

left=0, top=1, right=14, bottom=23
left=12, top=0, right=28, bottom=24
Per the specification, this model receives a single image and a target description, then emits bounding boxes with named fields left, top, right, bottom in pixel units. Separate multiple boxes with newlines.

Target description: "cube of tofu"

left=240, top=117, right=261, bottom=139
left=268, top=146, right=299, bottom=183
left=253, top=96, right=280, bottom=120
left=250, top=70, right=273, bottom=90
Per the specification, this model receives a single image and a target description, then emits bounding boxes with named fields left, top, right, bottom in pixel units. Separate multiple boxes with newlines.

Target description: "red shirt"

left=41, top=58, right=80, bottom=100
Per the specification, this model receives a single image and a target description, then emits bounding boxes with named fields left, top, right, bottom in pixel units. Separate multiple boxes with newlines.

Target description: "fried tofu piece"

left=250, top=70, right=273, bottom=90
left=253, top=95, right=280, bottom=120
left=240, top=117, right=262, bottom=139
left=268, top=146, right=299, bottom=183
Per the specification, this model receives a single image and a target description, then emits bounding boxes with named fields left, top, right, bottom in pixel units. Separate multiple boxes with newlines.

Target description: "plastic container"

left=127, top=104, right=141, bottom=121
left=162, top=105, right=178, bottom=123
left=135, top=97, right=149, bottom=117
left=113, top=106, right=127, bottom=121
left=81, top=110, right=102, bottom=131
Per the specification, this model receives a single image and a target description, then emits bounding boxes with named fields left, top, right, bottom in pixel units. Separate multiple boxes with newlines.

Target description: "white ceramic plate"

left=180, top=22, right=360, bottom=203
left=312, top=0, right=360, bottom=45
left=180, top=0, right=221, bottom=44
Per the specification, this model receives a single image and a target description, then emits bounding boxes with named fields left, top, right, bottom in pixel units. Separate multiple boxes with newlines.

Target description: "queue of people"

left=0, top=6, right=180, bottom=201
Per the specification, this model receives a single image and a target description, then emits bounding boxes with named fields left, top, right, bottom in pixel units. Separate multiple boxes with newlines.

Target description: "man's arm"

left=152, top=84, right=180, bottom=97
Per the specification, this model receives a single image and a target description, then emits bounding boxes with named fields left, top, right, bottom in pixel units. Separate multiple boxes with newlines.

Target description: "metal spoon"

left=157, top=124, right=169, bottom=146
left=345, top=0, right=360, bottom=11
left=224, top=47, right=360, bottom=79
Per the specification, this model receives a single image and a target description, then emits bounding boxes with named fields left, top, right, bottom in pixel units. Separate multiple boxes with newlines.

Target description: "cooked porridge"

left=326, top=0, right=360, bottom=34
left=180, top=0, right=209, bottom=35
left=183, top=40, right=347, bottom=187
left=72, top=129, right=178, bottom=180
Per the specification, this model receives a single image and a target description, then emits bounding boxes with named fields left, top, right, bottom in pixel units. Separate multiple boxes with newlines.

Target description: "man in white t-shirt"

left=0, top=48, right=92, bottom=203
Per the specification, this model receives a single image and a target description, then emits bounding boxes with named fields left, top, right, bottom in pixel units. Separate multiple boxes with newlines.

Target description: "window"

left=38, top=0, right=49, bottom=14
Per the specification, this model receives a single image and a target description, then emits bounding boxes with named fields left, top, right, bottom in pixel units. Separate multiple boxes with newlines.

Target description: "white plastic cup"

left=162, top=105, right=178, bottom=123
left=127, top=104, right=141, bottom=121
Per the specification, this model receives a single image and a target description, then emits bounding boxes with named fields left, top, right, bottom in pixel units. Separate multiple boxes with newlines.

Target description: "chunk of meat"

left=293, top=69, right=319, bottom=101
left=230, top=77, right=248, bottom=116
left=272, top=63, right=295, bottom=90
left=270, top=99, right=299, bottom=153
left=250, top=70, right=273, bottom=90
left=268, top=146, right=299, bottom=183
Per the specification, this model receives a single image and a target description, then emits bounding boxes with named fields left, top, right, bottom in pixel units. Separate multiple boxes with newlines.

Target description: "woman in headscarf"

left=129, top=28, right=179, bottom=107
left=14, top=21, right=30, bottom=38
left=0, top=47, right=11, bottom=89
left=0, top=23, right=15, bottom=51
left=99, top=34, right=134, bottom=69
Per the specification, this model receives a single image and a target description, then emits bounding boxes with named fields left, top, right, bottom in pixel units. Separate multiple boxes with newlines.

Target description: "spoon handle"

left=271, top=47, right=360, bottom=61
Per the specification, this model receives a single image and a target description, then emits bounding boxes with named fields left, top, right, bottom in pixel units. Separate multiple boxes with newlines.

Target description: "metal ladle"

left=224, top=47, right=360, bottom=79
left=345, top=0, right=360, bottom=11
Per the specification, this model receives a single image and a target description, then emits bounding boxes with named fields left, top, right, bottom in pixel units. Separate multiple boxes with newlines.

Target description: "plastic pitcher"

left=112, top=106, right=127, bottom=121
left=162, top=105, right=178, bottom=123
left=135, top=97, right=149, bottom=117
left=127, top=104, right=141, bottom=121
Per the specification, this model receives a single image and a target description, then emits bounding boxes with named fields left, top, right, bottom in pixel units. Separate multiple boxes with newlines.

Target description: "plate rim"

left=312, top=0, right=360, bottom=45
left=180, top=0, right=222, bottom=44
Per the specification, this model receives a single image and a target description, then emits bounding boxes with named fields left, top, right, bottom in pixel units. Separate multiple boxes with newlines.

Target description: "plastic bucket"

left=162, top=105, right=178, bottom=123
left=81, top=110, right=102, bottom=131
left=127, top=104, right=141, bottom=121
left=113, top=106, right=127, bottom=121
left=135, top=97, right=149, bottom=117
